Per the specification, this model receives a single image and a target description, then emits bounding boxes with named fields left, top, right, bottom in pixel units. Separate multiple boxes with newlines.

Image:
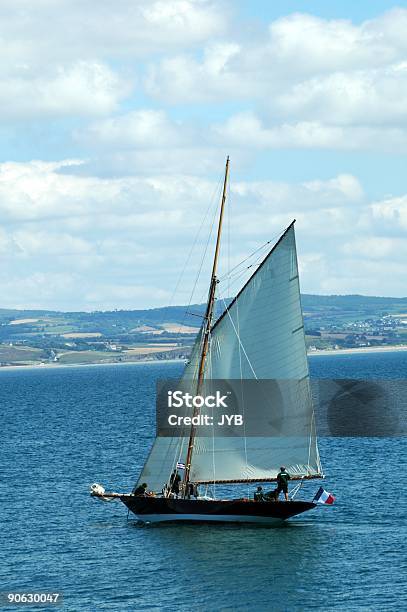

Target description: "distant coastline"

left=2, top=295, right=407, bottom=369
left=1, top=345, right=407, bottom=371
left=308, top=345, right=407, bottom=356
left=0, top=358, right=185, bottom=372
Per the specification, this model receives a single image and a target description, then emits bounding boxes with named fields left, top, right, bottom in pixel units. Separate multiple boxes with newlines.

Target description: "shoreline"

left=308, top=345, right=407, bottom=356
left=0, top=358, right=186, bottom=372
left=1, top=345, right=407, bottom=371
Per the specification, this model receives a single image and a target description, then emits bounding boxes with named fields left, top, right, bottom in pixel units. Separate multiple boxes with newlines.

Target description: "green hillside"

left=1, top=294, right=406, bottom=366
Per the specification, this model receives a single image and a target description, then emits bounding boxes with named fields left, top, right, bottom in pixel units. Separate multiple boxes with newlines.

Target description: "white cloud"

left=0, top=272, right=79, bottom=311
left=1, top=159, right=391, bottom=309
left=316, top=259, right=407, bottom=296
left=277, top=63, right=407, bottom=126
left=146, top=42, right=242, bottom=103
left=80, top=107, right=407, bottom=165
left=0, top=62, right=130, bottom=119
left=266, top=12, right=403, bottom=74
left=342, top=237, right=407, bottom=260
left=1, top=5, right=406, bottom=307
left=370, top=195, right=407, bottom=231
left=303, top=175, right=364, bottom=203
left=13, top=230, right=93, bottom=257
left=147, top=9, right=407, bottom=104
left=145, top=8, right=407, bottom=153
left=213, top=114, right=407, bottom=153
left=79, top=110, right=190, bottom=149
left=0, top=0, right=227, bottom=121
left=0, top=0, right=226, bottom=66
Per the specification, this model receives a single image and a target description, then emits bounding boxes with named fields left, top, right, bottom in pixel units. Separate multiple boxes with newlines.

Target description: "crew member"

left=132, top=483, right=148, bottom=496
left=186, top=482, right=198, bottom=499
left=169, top=470, right=181, bottom=497
left=276, top=466, right=291, bottom=501
left=254, top=485, right=265, bottom=501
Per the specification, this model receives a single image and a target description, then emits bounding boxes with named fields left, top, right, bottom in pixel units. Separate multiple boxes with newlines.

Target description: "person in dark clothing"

left=264, top=488, right=278, bottom=501
left=276, top=466, right=291, bottom=501
left=186, top=482, right=198, bottom=499
left=254, top=485, right=266, bottom=501
left=132, top=483, right=148, bottom=496
left=169, top=470, right=181, bottom=497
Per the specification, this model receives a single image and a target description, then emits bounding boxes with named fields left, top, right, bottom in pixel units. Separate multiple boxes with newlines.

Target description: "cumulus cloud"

left=0, top=0, right=227, bottom=120
left=265, top=11, right=405, bottom=74
left=147, top=9, right=407, bottom=104
left=145, top=8, right=407, bottom=152
left=0, top=159, right=220, bottom=308
left=146, top=42, right=242, bottom=103
left=0, top=62, right=130, bottom=120
left=0, top=0, right=226, bottom=66
left=342, top=237, right=407, bottom=260
left=370, top=195, right=407, bottom=232
left=1, top=4, right=406, bottom=307
left=0, top=159, right=405, bottom=309
left=78, top=110, right=191, bottom=149
left=276, top=64, right=407, bottom=126
left=213, top=113, right=407, bottom=153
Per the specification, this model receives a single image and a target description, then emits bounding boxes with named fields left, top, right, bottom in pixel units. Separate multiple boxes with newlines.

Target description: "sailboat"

left=91, top=157, right=324, bottom=524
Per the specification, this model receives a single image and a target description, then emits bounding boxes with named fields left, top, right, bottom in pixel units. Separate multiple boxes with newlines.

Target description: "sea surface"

left=1, top=352, right=406, bottom=611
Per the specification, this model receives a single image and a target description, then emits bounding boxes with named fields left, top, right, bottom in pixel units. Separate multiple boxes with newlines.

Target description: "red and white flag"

left=313, top=487, right=335, bottom=505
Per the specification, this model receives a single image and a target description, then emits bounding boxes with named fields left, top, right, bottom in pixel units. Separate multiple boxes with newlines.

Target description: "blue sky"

left=236, top=0, right=402, bottom=23
left=0, top=1, right=406, bottom=310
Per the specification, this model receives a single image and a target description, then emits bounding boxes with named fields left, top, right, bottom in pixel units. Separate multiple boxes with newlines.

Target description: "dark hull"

left=121, top=496, right=316, bottom=524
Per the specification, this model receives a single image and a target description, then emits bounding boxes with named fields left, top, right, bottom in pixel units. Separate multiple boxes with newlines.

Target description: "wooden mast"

left=182, top=156, right=230, bottom=492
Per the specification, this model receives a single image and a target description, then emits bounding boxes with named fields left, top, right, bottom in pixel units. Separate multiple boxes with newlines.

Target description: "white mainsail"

left=137, top=222, right=322, bottom=492
left=189, top=223, right=322, bottom=483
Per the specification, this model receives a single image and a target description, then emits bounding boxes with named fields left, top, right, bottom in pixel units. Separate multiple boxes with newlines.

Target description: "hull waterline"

left=120, top=496, right=316, bottom=524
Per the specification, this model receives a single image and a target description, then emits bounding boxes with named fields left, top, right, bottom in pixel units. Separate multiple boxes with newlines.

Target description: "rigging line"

left=197, top=261, right=255, bottom=322
left=218, top=295, right=258, bottom=380
left=217, top=229, right=284, bottom=283
left=227, top=166, right=231, bottom=303
left=294, top=374, right=309, bottom=478
left=235, top=299, right=250, bottom=499
left=166, top=424, right=189, bottom=497
left=217, top=262, right=260, bottom=293
left=289, top=480, right=304, bottom=500
left=213, top=228, right=288, bottom=322
left=182, top=185, right=221, bottom=323
left=213, top=245, right=274, bottom=303
left=168, top=172, right=225, bottom=340
left=156, top=214, right=210, bottom=331
left=222, top=243, right=272, bottom=282
left=218, top=242, right=273, bottom=287
left=207, top=329, right=217, bottom=498
left=307, top=384, right=314, bottom=477
left=167, top=196, right=221, bottom=493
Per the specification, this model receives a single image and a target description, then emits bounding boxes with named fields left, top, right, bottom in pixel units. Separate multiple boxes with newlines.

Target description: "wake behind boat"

left=91, top=157, right=329, bottom=525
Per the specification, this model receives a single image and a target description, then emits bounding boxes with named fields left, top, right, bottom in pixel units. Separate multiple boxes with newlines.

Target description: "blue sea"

left=1, top=351, right=406, bottom=611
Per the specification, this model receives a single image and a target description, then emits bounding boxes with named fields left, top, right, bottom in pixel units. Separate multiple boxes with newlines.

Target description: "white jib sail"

left=189, top=223, right=323, bottom=483
left=135, top=329, right=203, bottom=492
